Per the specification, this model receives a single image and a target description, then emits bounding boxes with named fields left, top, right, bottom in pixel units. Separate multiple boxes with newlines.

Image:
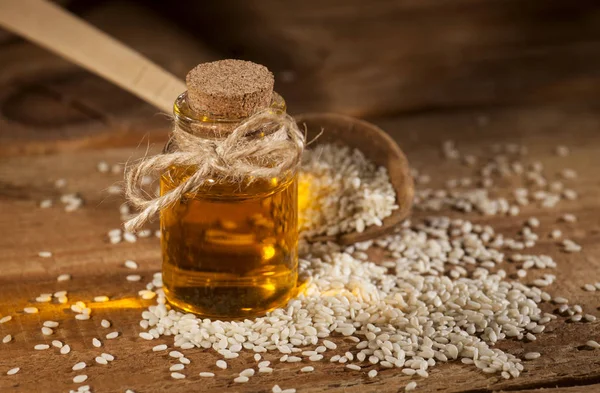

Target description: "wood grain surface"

left=1, top=105, right=599, bottom=392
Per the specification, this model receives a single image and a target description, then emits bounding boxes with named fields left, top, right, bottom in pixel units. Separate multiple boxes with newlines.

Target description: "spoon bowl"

left=295, top=113, right=414, bottom=245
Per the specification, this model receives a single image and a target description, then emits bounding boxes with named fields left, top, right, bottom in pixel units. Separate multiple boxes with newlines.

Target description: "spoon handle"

left=0, top=0, right=186, bottom=113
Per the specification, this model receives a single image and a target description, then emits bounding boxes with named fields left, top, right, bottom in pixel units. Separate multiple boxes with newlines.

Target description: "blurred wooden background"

left=1, top=0, right=599, bottom=156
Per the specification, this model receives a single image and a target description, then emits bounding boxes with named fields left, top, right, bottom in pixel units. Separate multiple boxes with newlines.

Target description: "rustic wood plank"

left=2, top=1, right=600, bottom=156
left=1, top=105, right=599, bottom=392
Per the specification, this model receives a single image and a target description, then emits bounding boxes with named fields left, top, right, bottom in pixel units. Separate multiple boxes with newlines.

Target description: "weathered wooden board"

left=2, top=1, right=600, bottom=156
left=1, top=105, right=599, bottom=392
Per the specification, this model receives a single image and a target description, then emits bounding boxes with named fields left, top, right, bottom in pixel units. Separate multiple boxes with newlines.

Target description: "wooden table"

left=1, top=2, right=600, bottom=392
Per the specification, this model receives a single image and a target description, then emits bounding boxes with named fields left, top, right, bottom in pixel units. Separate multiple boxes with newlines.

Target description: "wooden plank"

left=1, top=105, right=599, bottom=392
left=2, top=1, right=600, bottom=156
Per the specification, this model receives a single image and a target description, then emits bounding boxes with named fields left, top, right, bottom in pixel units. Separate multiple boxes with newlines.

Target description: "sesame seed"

left=106, top=332, right=119, bottom=339
left=170, top=372, right=186, bottom=379
left=92, top=338, right=102, bottom=348
left=41, top=327, right=53, bottom=336
left=38, top=251, right=52, bottom=258
left=95, top=356, right=108, bottom=365
left=586, top=340, right=600, bottom=349
left=94, top=296, right=110, bottom=303
left=6, top=367, right=20, bottom=375
left=301, top=366, right=314, bottom=372
left=405, top=381, right=417, bottom=391
left=126, top=275, right=141, bottom=282
left=152, top=344, right=168, bottom=352
left=101, top=319, right=111, bottom=328
left=234, top=376, right=249, bottom=383
left=169, top=364, right=184, bottom=371
left=124, top=260, right=138, bottom=269
left=139, top=332, right=153, bottom=340
left=169, top=350, right=183, bottom=358
left=60, top=344, right=71, bottom=354
left=101, top=353, right=115, bottom=361
left=240, top=368, right=255, bottom=377
left=0, top=316, right=12, bottom=324
left=216, top=360, right=227, bottom=369
left=524, top=352, right=541, bottom=360
left=34, top=344, right=49, bottom=350
left=199, top=372, right=215, bottom=377
left=73, top=375, right=88, bottom=383
left=368, top=369, right=378, bottom=378
left=24, top=307, right=38, bottom=314
left=2, top=335, right=12, bottom=344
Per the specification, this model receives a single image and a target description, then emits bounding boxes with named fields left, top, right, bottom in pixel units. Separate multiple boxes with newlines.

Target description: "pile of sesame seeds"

left=298, top=144, right=398, bottom=237
left=2, top=141, right=598, bottom=393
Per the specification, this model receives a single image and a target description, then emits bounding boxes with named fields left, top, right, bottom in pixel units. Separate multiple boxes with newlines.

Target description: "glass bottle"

left=160, top=60, right=300, bottom=319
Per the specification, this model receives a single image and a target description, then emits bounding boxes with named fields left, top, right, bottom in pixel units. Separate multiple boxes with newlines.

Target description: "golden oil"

left=159, top=61, right=301, bottom=319
left=160, top=170, right=298, bottom=318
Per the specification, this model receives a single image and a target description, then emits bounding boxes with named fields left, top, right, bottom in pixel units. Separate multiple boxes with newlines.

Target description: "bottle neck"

left=173, top=91, right=287, bottom=139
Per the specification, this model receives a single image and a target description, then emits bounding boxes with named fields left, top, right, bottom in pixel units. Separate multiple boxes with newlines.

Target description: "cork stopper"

left=186, top=59, right=274, bottom=118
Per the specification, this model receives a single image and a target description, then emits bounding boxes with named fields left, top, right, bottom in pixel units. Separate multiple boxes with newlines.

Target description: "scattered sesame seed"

left=171, top=372, right=186, bottom=379
left=6, top=367, right=20, bottom=375
left=101, top=319, right=111, bottom=328
left=73, top=375, right=88, bottom=383
left=0, top=316, right=12, bottom=324
left=94, top=296, right=110, bottom=302
left=216, top=360, right=227, bottom=369
left=124, top=260, right=138, bottom=269
left=2, top=334, right=12, bottom=344
left=301, top=366, right=314, bottom=373
left=126, top=275, right=141, bottom=282
left=586, top=340, right=600, bottom=349
left=34, top=344, right=49, bottom=350
left=152, top=344, right=168, bottom=352
left=234, top=376, right=249, bottom=383
left=60, top=344, right=71, bottom=354
left=92, top=338, right=102, bottom=348
left=405, top=381, right=418, bottom=391
left=41, top=327, right=53, bottom=336
left=199, top=372, right=215, bottom=377
left=139, top=332, right=153, bottom=340
left=57, top=274, right=71, bottom=282
left=524, top=352, right=541, bottom=360
left=106, top=332, right=119, bottom=339
left=169, top=364, right=184, bottom=371
left=38, top=251, right=52, bottom=258
left=72, top=362, right=86, bottom=371
left=368, top=369, right=378, bottom=378
left=24, top=307, right=39, bottom=314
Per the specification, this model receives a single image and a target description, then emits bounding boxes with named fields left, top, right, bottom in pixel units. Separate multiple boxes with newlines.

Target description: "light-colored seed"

left=73, top=375, right=88, bottom=383
left=153, top=344, right=168, bottom=352
left=524, top=352, right=541, bottom=360
left=368, top=369, right=378, bottom=378
left=216, top=360, right=227, bottom=369
left=101, top=319, right=111, bottom=328
left=169, top=350, right=183, bottom=358
left=0, top=316, right=12, bottom=324
left=405, top=381, right=417, bottom=391
left=583, top=284, right=596, bottom=292
left=586, top=340, right=600, bottom=349
left=60, top=344, right=71, bottom=354
left=34, top=344, right=49, bottom=350
left=101, top=353, right=115, bottom=361
left=171, top=372, right=186, bottom=379
left=3, top=334, right=12, bottom=344
left=75, top=314, right=90, bottom=320
left=7, top=367, right=20, bottom=375
left=240, top=368, right=255, bottom=377
left=199, top=372, right=215, bottom=377
left=92, top=338, right=102, bottom=347
left=301, top=366, right=314, bottom=372
left=170, top=364, right=185, bottom=371
left=139, top=332, right=153, bottom=340
left=346, top=364, right=361, bottom=371
left=38, top=251, right=52, bottom=258
left=43, top=321, right=59, bottom=328
left=41, top=327, right=53, bottom=336
left=179, top=357, right=190, bottom=365
left=234, top=376, right=249, bottom=383
left=94, top=296, right=110, bottom=302
left=24, top=307, right=39, bottom=314
left=57, top=274, right=71, bottom=282
left=124, top=260, right=138, bottom=269
left=126, top=275, right=141, bottom=282
left=259, top=367, right=274, bottom=373
left=95, top=356, right=108, bottom=365
left=106, top=332, right=119, bottom=339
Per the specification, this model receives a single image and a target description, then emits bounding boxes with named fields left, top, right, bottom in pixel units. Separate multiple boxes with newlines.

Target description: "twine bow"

left=124, top=109, right=305, bottom=232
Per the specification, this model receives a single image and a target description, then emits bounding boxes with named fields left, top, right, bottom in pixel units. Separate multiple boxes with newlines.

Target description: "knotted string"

left=124, top=109, right=305, bottom=232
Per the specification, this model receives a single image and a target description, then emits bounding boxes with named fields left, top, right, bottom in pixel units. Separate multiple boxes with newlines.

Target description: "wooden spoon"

left=296, top=113, right=414, bottom=245
left=0, top=0, right=185, bottom=113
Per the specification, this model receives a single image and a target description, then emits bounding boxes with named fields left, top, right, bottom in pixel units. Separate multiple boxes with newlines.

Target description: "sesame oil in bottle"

left=160, top=60, right=300, bottom=318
